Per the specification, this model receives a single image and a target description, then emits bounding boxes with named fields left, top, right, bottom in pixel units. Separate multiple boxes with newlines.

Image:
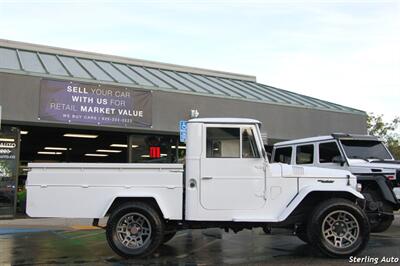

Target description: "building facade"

left=0, top=39, right=366, bottom=216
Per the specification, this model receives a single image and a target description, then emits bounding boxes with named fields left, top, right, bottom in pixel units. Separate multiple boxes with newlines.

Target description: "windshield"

left=340, top=139, right=392, bottom=160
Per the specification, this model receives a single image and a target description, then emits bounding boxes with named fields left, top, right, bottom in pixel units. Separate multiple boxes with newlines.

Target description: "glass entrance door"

left=0, top=127, right=20, bottom=218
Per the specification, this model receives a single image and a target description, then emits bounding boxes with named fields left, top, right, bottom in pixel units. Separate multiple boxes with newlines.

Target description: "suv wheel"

left=372, top=215, right=393, bottom=233
left=307, top=198, right=370, bottom=258
left=106, top=202, right=164, bottom=258
left=363, top=187, right=394, bottom=233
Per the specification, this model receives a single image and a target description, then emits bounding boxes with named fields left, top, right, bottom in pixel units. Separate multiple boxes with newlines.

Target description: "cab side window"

left=274, top=147, right=292, bottom=164
left=206, top=128, right=240, bottom=158
left=319, top=142, right=341, bottom=163
left=242, top=127, right=260, bottom=158
left=296, top=144, right=314, bottom=164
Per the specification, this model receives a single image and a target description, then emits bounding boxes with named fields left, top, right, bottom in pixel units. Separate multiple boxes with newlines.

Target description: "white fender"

left=278, top=185, right=364, bottom=222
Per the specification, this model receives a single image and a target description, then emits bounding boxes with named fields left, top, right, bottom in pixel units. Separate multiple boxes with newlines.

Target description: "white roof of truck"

left=188, top=118, right=261, bottom=124
left=274, top=136, right=334, bottom=146
left=274, top=133, right=380, bottom=147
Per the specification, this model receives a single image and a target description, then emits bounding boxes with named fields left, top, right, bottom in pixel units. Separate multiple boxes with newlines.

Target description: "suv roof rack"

left=331, top=133, right=380, bottom=141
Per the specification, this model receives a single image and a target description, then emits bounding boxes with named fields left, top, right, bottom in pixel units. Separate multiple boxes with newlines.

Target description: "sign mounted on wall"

left=39, top=79, right=152, bottom=128
left=179, top=120, right=187, bottom=143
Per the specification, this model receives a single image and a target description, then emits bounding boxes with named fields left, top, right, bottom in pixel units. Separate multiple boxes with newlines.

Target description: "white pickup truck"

left=27, top=118, right=370, bottom=258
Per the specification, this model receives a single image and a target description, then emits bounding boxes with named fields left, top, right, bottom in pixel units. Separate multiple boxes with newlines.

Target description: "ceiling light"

left=0, top=138, right=15, bottom=142
left=96, top=149, right=122, bottom=153
left=85, top=153, right=108, bottom=157
left=160, top=154, right=167, bottom=157
left=110, top=144, right=127, bottom=148
left=64, top=133, right=98, bottom=139
left=141, top=155, right=150, bottom=158
left=45, top=147, right=68, bottom=151
left=38, top=151, right=62, bottom=155
left=110, top=144, right=139, bottom=148
left=171, top=146, right=186, bottom=149
left=20, top=131, right=29, bottom=135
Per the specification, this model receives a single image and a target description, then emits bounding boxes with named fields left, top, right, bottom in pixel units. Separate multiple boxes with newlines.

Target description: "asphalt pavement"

left=0, top=216, right=399, bottom=265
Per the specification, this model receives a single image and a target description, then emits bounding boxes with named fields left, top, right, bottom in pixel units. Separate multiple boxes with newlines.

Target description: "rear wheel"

left=106, top=202, right=164, bottom=258
left=307, top=198, right=370, bottom=258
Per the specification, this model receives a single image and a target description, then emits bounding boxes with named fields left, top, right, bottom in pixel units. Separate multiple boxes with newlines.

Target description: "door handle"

left=202, top=176, right=213, bottom=180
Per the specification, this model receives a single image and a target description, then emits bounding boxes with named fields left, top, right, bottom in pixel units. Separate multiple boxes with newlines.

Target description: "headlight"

left=356, top=183, right=362, bottom=192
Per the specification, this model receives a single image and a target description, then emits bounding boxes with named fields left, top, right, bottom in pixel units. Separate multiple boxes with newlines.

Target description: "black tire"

left=162, top=231, right=177, bottom=244
left=296, top=226, right=309, bottom=243
left=371, top=216, right=393, bottom=233
left=363, top=187, right=394, bottom=233
left=106, top=201, right=164, bottom=258
left=307, top=198, right=370, bottom=258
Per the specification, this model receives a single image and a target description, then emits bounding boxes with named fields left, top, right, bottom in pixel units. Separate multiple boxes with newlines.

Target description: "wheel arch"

left=279, top=187, right=364, bottom=224
left=103, top=196, right=165, bottom=219
left=357, top=175, right=399, bottom=208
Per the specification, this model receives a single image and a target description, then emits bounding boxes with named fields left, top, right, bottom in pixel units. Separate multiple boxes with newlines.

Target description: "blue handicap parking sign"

left=179, top=120, right=187, bottom=143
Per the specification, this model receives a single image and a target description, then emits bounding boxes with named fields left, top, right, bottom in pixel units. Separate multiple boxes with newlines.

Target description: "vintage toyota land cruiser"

left=27, top=119, right=370, bottom=258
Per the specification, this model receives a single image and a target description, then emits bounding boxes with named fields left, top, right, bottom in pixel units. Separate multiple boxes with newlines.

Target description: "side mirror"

left=332, top=156, right=346, bottom=166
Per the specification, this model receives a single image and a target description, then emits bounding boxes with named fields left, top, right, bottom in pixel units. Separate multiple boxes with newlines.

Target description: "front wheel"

left=106, top=202, right=164, bottom=258
left=307, top=198, right=370, bottom=258
left=363, top=186, right=394, bottom=233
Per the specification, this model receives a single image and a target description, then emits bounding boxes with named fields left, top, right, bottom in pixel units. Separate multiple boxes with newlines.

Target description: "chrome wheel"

left=322, top=210, right=359, bottom=249
left=116, top=212, right=152, bottom=249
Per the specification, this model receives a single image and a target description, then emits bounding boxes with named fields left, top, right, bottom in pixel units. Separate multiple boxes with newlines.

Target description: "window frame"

left=204, top=124, right=262, bottom=159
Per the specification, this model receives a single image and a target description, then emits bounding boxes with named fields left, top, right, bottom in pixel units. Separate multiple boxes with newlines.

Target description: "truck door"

left=200, top=125, right=266, bottom=210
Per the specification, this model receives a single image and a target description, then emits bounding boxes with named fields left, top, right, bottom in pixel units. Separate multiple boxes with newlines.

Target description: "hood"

left=348, top=159, right=400, bottom=172
left=280, top=164, right=354, bottom=179
left=370, top=160, right=400, bottom=165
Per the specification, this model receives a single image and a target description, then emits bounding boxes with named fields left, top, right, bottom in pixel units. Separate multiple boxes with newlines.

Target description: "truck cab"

left=27, top=119, right=370, bottom=258
left=272, top=133, right=400, bottom=232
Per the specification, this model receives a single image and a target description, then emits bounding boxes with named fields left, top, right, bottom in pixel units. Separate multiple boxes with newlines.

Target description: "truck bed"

left=26, top=163, right=184, bottom=219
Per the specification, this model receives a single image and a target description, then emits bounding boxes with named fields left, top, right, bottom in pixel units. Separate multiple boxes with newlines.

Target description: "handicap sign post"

left=179, top=121, right=187, bottom=143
